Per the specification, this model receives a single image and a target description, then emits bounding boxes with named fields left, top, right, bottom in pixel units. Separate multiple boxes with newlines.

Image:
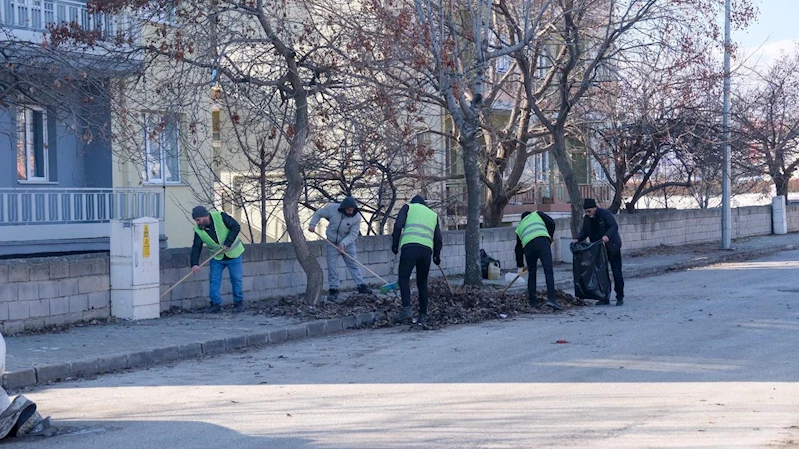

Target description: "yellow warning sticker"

left=143, top=224, right=151, bottom=258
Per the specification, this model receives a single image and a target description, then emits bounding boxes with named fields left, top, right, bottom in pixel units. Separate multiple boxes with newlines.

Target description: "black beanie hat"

left=192, top=206, right=209, bottom=219
left=583, top=198, right=597, bottom=209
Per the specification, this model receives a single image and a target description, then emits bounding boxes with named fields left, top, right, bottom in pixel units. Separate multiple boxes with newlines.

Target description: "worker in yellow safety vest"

left=514, top=210, right=561, bottom=310
left=391, top=195, right=443, bottom=325
left=191, top=206, right=246, bottom=313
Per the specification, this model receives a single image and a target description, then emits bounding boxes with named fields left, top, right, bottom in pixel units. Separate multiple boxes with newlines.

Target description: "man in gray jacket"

left=308, top=196, right=370, bottom=301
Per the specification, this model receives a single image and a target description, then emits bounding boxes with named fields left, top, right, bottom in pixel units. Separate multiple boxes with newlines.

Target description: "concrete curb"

left=2, top=313, right=381, bottom=391
left=3, top=242, right=796, bottom=391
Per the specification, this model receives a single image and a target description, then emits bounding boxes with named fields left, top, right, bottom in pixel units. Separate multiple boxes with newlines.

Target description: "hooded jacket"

left=391, top=195, right=443, bottom=258
left=309, top=196, right=362, bottom=246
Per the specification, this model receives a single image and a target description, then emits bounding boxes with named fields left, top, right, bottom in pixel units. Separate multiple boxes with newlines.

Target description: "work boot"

left=392, top=306, right=413, bottom=324
left=203, top=304, right=222, bottom=313
left=595, top=299, right=611, bottom=306
left=616, top=297, right=624, bottom=306
left=417, top=314, right=429, bottom=326
left=327, top=288, right=339, bottom=302
left=233, top=302, right=245, bottom=313
left=357, top=284, right=371, bottom=294
left=545, top=299, right=563, bottom=311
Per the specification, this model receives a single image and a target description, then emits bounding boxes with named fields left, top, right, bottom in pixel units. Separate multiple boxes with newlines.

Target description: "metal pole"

left=722, top=0, right=732, bottom=249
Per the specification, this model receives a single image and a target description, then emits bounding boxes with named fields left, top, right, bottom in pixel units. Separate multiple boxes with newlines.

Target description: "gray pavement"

left=4, top=248, right=799, bottom=448
left=3, top=232, right=799, bottom=391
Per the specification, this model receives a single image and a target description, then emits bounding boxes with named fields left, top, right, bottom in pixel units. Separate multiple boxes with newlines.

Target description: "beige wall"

left=110, top=48, right=216, bottom=249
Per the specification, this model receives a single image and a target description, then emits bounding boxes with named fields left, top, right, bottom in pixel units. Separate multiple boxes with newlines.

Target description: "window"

left=16, top=106, right=49, bottom=182
left=144, top=113, right=181, bottom=183
left=211, top=110, right=221, bottom=148
left=536, top=48, right=551, bottom=80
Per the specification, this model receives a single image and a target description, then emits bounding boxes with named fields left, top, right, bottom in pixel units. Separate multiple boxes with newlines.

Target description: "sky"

left=733, top=0, right=799, bottom=68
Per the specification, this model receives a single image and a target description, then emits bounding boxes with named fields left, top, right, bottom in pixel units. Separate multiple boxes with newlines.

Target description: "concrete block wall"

left=1, top=203, right=796, bottom=333
left=0, top=254, right=110, bottom=335
left=614, top=205, right=774, bottom=252
left=788, top=204, right=799, bottom=233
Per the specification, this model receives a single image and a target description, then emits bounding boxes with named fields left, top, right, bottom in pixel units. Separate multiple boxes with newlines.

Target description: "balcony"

left=0, top=187, right=165, bottom=257
left=0, top=0, right=138, bottom=49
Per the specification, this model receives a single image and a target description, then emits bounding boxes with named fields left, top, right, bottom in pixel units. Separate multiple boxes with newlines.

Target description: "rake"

left=160, top=246, right=226, bottom=299
left=312, top=230, right=399, bottom=294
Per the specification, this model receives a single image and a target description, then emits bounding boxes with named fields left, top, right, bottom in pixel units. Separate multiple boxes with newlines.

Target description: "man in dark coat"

left=573, top=198, right=624, bottom=305
left=514, top=210, right=561, bottom=310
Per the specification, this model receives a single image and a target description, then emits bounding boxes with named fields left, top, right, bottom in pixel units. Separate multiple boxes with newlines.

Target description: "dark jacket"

left=515, top=211, right=556, bottom=268
left=391, top=195, right=443, bottom=258
left=576, top=207, right=622, bottom=254
left=191, top=211, right=241, bottom=265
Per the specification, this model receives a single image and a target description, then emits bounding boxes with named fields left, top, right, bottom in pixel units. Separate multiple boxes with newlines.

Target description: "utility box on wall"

left=110, top=217, right=160, bottom=320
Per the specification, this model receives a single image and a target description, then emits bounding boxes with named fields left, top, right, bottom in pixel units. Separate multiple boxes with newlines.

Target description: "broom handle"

left=438, top=264, right=454, bottom=294
left=312, top=230, right=393, bottom=285
left=501, top=267, right=527, bottom=296
left=160, top=247, right=226, bottom=299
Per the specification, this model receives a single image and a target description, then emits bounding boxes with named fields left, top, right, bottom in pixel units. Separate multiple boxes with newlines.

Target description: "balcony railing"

left=1, top=0, right=136, bottom=43
left=0, top=187, right=164, bottom=243
left=509, top=183, right=614, bottom=204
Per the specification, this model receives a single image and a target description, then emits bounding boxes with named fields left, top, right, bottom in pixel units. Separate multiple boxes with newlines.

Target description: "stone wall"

left=788, top=204, right=799, bottom=233
left=0, top=254, right=110, bottom=335
left=1, top=203, right=797, bottom=334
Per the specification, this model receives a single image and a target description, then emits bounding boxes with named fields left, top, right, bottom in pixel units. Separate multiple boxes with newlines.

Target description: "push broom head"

left=380, top=282, right=399, bottom=294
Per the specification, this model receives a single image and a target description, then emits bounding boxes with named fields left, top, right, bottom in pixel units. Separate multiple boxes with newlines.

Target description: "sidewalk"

left=4, top=232, right=799, bottom=391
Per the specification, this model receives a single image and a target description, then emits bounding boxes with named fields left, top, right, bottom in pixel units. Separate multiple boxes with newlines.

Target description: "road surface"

left=5, top=251, right=799, bottom=448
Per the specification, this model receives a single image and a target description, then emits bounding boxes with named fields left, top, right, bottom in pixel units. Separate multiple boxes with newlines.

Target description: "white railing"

left=0, top=187, right=164, bottom=242
left=0, top=0, right=135, bottom=43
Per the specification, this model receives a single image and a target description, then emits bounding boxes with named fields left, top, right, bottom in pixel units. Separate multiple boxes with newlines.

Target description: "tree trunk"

left=461, top=122, right=483, bottom=286
left=608, top=179, right=624, bottom=214
left=774, top=175, right=789, bottom=198
left=283, top=95, right=324, bottom=304
left=551, top=130, right=583, bottom=236
left=483, top=193, right=507, bottom=228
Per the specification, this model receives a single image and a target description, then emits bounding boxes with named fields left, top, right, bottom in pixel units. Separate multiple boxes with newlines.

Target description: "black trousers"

left=398, top=244, right=432, bottom=315
left=524, top=236, right=556, bottom=302
left=608, top=250, right=624, bottom=300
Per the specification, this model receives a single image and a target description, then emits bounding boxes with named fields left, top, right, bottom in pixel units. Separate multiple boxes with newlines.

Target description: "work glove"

left=433, top=255, right=441, bottom=266
left=392, top=245, right=398, bottom=255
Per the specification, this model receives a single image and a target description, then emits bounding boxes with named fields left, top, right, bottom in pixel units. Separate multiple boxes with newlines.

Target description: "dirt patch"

left=230, top=279, right=587, bottom=330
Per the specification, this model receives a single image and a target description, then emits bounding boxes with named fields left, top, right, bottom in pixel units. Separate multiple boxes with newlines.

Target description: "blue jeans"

left=209, top=256, right=244, bottom=305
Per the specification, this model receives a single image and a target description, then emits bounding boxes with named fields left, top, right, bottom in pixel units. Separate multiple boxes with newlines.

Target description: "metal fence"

left=1, top=0, right=135, bottom=42
left=0, top=187, right=165, bottom=241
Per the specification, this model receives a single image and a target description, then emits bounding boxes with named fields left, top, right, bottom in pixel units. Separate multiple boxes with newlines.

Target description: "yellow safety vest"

left=400, top=204, right=438, bottom=250
left=516, top=212, right=550, bottom=247
left=193, top=211, right=245, bottom=260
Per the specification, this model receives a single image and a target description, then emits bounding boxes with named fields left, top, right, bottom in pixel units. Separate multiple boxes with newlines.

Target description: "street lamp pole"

left=722, top=0, right=732, bottom=249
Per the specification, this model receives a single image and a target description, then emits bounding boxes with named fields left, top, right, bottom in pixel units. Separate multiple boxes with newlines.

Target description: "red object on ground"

left=556, top=340, right=568, bottom=344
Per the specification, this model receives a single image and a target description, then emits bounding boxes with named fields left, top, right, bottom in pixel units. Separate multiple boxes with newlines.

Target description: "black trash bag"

left=479, top=249, right=501, bottom=279
left=570, top=241, right=611, bottom=301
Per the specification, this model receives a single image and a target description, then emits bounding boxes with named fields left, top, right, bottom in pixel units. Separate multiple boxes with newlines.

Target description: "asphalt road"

left=5, top=251, right=799, bottom=448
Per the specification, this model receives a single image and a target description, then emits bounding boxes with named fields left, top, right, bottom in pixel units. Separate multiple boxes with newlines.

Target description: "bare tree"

left=732, top=48, right=799, bottom=198
left=522, top=0, right=756, bottom=234
left=367, top=0, right=553, bottom=285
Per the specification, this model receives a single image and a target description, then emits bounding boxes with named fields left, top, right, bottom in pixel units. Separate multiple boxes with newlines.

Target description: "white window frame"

left=143, top=112, right=181, bottom=184
left=17, top=105, right=49, bottom=183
